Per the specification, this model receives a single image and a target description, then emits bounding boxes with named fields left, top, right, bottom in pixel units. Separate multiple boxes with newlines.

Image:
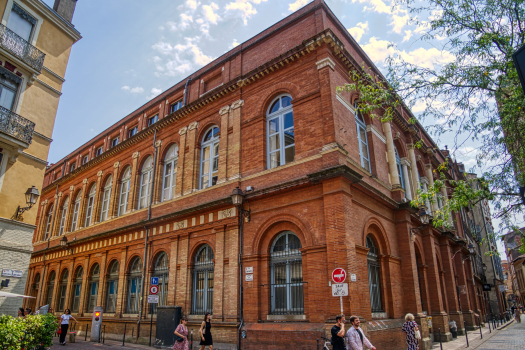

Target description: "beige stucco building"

left=0, top=0, right=80, bottom=316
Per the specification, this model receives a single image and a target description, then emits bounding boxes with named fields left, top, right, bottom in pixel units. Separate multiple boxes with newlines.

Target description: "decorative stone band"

left=366, top=124, right=386, bottom=144
left=316, top=57, right=335, bottom=70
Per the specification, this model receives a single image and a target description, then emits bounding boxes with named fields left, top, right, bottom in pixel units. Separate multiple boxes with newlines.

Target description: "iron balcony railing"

left=0, top=105, right=35, bottom=144
left=0, top=23, right=45, bottom=72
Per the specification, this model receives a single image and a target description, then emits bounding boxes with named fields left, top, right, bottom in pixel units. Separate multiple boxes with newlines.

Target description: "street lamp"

left=60, top=235, right=73, bottom=254
left=14, top=186, right=40, bottom=221
left=410, top=207, right=431, bottom=240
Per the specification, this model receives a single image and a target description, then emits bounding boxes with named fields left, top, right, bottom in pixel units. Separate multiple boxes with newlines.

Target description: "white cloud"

left=402, top=30, right=412, bottom=42
left=152, top=37, right=214, bottom=77
left=289, top=0, right=311, bottom=11
left=180, top=13, right=193, bottom=28
left=159, top=26, right=165, bottom=31
left=390, top=11, right=409, bottom=34
left=352, top=0, right=409, bottom=34
left=348, top=21, right=368, bottom=43
left=202, top=2, right=220, bottom=24
left=186, top=0, right=199, bottom=10
left=122, top=86, right=144, bottom=93
left=230, top=39, right=240, bottom=48
left=148, top=87, right=163, bottom=99
left=225, top=0, right=257, bottom=25
left=352, top=0, right=390, bottom=14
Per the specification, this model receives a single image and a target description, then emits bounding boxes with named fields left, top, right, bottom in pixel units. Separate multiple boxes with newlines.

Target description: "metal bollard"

left=122, top=323, right=126, bottom=346
left=317, top=338, right=319, bottom=350
left=103, top=325, right=106, bottom=344
left=85, top=324, right=89, bottom=341
left=488, top=319, right=491, bottom=333
left=464, top=321, right=469, bottom=347
left=190, top=329, right=193, bottom=350
left=438, top=328, right=443, bottom=350
left=479, top=317, right=482, bottom=339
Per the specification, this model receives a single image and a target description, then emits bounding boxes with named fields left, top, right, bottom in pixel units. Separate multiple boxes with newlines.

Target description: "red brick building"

left=25, top=1, right=486, bottom=349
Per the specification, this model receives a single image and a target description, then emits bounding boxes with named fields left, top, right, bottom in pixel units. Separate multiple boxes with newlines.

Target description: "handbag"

left=57, top=328, right=62, bottom=335
left=414, top=328, right=421, bottom=340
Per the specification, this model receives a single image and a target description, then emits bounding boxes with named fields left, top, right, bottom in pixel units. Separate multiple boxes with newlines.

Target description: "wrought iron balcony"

left=0, top=105, right=35, bottom=144
left=0, top=23, right=45, bottom=72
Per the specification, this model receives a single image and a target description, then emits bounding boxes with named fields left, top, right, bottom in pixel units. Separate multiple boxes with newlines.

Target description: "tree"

left=341, top=0, right=525, bottom=245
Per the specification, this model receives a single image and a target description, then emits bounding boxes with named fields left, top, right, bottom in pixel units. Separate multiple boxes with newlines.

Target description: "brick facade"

left=26, top=1, right=485, bottom=349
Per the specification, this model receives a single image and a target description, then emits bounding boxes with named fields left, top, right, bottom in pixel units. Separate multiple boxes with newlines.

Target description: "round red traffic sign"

left=149, top=285, right=159, bottom=295
left=332, top=268, right=346, bottom=283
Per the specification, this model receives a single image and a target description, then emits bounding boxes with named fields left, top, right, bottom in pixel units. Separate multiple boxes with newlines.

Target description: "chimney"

left=53, top=0, right=77, bottom=23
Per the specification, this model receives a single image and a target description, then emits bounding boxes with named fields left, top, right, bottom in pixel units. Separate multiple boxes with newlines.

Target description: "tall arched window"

left=31, top=273, right=40, bottom=298
left=162, top=145, right=178, bottom=201
left=118, top=167, right=131, bottom=216
left=44, top=205, right=53, bottom=240
left=270, top=231, right=303, bottom=314
left=192, top=245, right=214, bottom=315
left=71, top=191, right=82, bottom=232
left=355, top=103, right=371, bottom=172
left=58, top=269, right=68, bottom=311
left=72, top=267, right=83, bottom=313
left=58, top=197, right=69, bottom=236
left=127, top=257, right=142, bottom=313
left=395, top=147, right=405, bottom=189
left=139, top=157, right=153, bottom=209
left=366, top=236, right=383, bottom=312
left=85, top=184, right=96, bottom=227
left=100, top=175, right=113, bottom=222
left=87, top=264, right=100, bottom=312
left=200, top=127, right=220, bottom=189
left=45, top=271, right=55, bottom=307
left=106, top=261, right=119, bottom=313
left=267, top=95, right=294, bottom=169
left=152, top=252, right=169, bottom=314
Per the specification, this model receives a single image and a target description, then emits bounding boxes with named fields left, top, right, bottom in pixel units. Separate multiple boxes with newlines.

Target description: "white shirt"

left=61, top=314, right=72, bottom=325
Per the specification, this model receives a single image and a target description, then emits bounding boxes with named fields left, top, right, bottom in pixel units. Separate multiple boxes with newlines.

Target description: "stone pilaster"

left=127, top=152, right=140, bottom=213
left=77, top=179, right=89, bottom=229
left=108, top=162, right=120, bottom=218
left=183, top=122, right=199, bottom=195
left=92, top=171, right=104, bottom=224
left=217, top=105, right=230, bottom=184
left=400, top=158, right=413, bottom=200
left=382, top=121, right=401, bottom=187
left=175, top=127, right=187, bottom=198
left=425, top=164, right=439, bottom=213
left=229, top=100, right=243, bottom=180
left=420, top=177, right=431, bottom=214
left=407, top=144, right=420, bottom=198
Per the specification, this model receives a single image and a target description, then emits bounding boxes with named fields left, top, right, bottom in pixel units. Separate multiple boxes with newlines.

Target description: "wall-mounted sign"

left=245, top=274, right=253, bottom=282
left=482, top=284, right=492, bottom=291
left=2, top=269, right=23, bottom=277
left=350, top=274, right=357, bottom=282
left=12, top=270, right=22, bottom=278
left=332, top=283, right=348, bottom=297
left=245, top=266, right=253, bottom=274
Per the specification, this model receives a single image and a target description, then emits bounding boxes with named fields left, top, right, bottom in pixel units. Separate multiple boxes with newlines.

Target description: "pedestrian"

left=24, top=308, right=32, bottom=316
left=199, top=313, right=213, bottom=350
left=59, top=308, right=77, bottom=345
left=401, top=313, right=419, bottom=350
left=346, top=315, right=376, bottom=350
left=17, top=308, right=25, bottom=318
left=515, top=306, right=521, bottom=323
left=331, top=314, right=346, bottom=350
left=172, top=316, right=189, bottom=350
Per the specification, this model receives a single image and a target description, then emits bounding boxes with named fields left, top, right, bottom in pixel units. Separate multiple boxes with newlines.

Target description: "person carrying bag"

left=172, top=316, right=189, bottom=350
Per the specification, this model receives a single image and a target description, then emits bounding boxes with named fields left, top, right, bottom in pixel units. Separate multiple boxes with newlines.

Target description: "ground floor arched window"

left=127, top=257, right=142, bottom=314
left=57, top=269, right=69, bottom=312
left=270, top=231, right=303, bottom=315
left=366, top=235, right=383, bottom=313
left=72, top=267, right=83, bottom=313
left=87, top=264, right=100, bottom=312
left=45, top=271, right=56, bottom=308
left=151, top=252, right=169, bottom=314
left=106, top=261, right=119, bottom=313
left=192, top=245, right=214, bottom=315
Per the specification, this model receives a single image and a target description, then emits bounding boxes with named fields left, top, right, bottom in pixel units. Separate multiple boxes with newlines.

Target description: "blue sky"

left=42, top=0, right=509, bottom=251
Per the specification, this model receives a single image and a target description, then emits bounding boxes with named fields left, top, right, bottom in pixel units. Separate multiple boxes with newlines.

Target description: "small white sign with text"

left=332, top=283, right=348, bottom=297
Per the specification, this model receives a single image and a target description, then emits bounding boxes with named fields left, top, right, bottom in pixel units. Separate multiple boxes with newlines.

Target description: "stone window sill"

left=266, top=314, right=306, bottom=321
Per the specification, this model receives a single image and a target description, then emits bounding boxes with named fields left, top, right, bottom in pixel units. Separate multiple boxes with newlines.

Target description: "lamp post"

left=230, top=186, right=252, bottom=350
left=410, top=207, right=431, bottom=240
left=59, top=235, right=73, bottom=255
left=14, top=186, right=40, bottom=221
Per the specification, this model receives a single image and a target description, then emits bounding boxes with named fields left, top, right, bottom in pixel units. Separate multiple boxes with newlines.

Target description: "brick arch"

left=349, top=92, right=361, bottom=106
left=101, top=171, right=114, bottom=188
left=138, top=153, right=154, bottom=171
left=117, top=163, right=133, bottom=181
left=73, top=263, right=84, bottom=278
left=87, top=261, right=101, bottom=277
left=105, top=259, right=120, bottom=275
left=59, top=267, right=69, bottom=280
left=188, top=240, right=215, bottom=266
left=85, top=181, right=97, bottom=198
left=150, top=248, right=170, bottom=270
left=160, top=141, right=179, bottom=162
left=71, top=187, right=83, bottom=202
left=257, top=81, right=302, bottom=117
left=196, top=120, right=221, bottom=145
left=362, top=217, right=392, bottom=256
left=252, top=210, right=315, bottom=256
left=58, top=194, right=70, bottom=210
left=393, top=138, right=408, bottom=159
left=414, top=238, right=426, bottom=264
left=125, top=253, right=144, bottom=273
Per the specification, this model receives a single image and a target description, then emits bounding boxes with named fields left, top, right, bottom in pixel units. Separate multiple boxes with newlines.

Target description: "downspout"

left=183, top=78, right=191, bottom=106
left=238, top=44, right=244, bottom=350
left=137, top=130, right=158, bottom=342
left=37, top=158, right=67, bottom=308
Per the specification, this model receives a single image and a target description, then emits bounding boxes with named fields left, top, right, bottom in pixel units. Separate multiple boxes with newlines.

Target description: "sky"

left=41, top=0, right=509, bottom=252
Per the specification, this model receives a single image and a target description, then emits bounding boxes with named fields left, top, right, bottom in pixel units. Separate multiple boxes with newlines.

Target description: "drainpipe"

left=137, top=130, right=158, bottom=342
left=183, top=78, right=191, bottom=106
left=37, top=158, right=67, bottom=308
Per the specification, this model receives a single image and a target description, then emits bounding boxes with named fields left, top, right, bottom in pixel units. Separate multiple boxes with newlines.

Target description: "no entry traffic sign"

left=332, top=268, right=346, bottom=283
left=149, top=285, right=159, bottom=295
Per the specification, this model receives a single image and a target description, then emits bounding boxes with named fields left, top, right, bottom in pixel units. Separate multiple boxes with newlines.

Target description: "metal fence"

left=0, top=23, right=45, bottom=72
left=0, top=105, right=34, bottom=144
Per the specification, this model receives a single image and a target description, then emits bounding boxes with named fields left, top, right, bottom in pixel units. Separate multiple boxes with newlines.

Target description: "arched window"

left=270, top=231, right=303, bottom=315
left=118, top=167, right=132, bottom=216
left=267, top=95, right=294, bottom=169
left=106, top=261, right=119, bottom=313
left=355, top=102, right=370, bottom=172
left=152, top=252, right=169, bottom=314
left=139, top=157, right=153, bottom=209
left=45, top=271, right=55, bottom=307
left=58, top=197, right=69, bottom=236
left=127, top=257, right=142, bottom=313
left=87, top=264, right=100, bottom=312
left=71, top=191, right=82, bottom=232
left=192, top=245, right=214, bottom=315
left=44, top=205, right=53, bottom=240
left=72, top=267, right=83, bottom=313
left=100, top=175, right=113, bottom=222
left=58, top=269, right=68, bottom=311
left=200, top=127, right=220, bottom=189
left=162, top=145, right=178, bottom=201
left=395, top=147, right=405, bottom=189
left=85, top=184, right=96, bottom=227
left=366, top=236, right=383, bottom=312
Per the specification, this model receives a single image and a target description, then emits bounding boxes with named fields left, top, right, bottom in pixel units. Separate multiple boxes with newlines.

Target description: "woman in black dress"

left=199, top=313, right=213, bottom=350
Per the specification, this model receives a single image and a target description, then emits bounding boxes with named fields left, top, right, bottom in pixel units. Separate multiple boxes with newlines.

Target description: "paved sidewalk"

left=430, top=317, right=515, bottom=350
left=476, top=315, right=524, bottom=349
left=51, top=336, right=156, bottom=350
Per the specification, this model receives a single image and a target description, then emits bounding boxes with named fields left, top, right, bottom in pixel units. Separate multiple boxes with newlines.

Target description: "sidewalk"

left=430, top=317, right=516, bottom=350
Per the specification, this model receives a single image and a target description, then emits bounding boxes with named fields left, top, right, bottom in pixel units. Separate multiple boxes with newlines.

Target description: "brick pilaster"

left=229, top=100, right=243, bottom=180
left=217, top=105, right=230, bottom=184
left=78, top=257, right=90, bottom=316
left=439, top=239, right=465, bottom=334
left=127, top=152, right=140, bottom=213
left=175, top=127, right=187, bottom=198
left=97, top=252, right=108, bottom=309
left=212, top=226, right=225, bottom=320
left=108, top=162, right=120, bottom=219
left=167, top=239, right=179, bottom=305
left=92, top=171, right=104, bottom=224
left=77, top=179, right=89, bottom=229
left=175, top=234, right=190, bottom=313
left=183, top=122, right=198, bottom=195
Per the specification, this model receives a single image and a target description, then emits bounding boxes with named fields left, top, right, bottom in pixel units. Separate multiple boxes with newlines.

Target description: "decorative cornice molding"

left=132, top=152, right=140, bottom=159
left=113, top=162, right=120, bottom=168
left=97, top=170, right=103, bottom=177
left=219, top=105, right=230, bottom=115
left=35, top=79, right=62, bottom=96
left=188, top=121, right=199, bottom=130
left=179, top=127, right=188, bottom=136
left=316, top=57, right=335, bottom=70
left=366, top=125, right=386, bottom=144
left=231, top=100, right=244, bottom=109
left=336, top=93, right=355, bottom=114
left=25, top=0, right=82, bottom=42
left=42, top=66, right=65, bottom=82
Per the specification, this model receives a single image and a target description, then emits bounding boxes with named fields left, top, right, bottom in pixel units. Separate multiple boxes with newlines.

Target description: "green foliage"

left=0, top=313, right=58, bottom=350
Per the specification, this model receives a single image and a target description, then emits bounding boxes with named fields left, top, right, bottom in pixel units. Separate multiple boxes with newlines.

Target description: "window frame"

left=128, top=126, right=138, bottom=138
left=84, top=184, right=96, bottom=227
left=70, top=162, right=76, bottom=172
left=100, top=175, right=112, bottom=222
left=95, top=147, right=103, bottom=157
left=354, top=103, right=371, bottom=172
left=151, top=253, right=169, bottom=314
left=105, top=261, right=119, bottom=313
left=82, top=155, right=89, bottom=165
left=118, top=167, right=131, bottom=216
left=366, top=236, right=384, bottom=313
left=127, top=257, right=142, bottom=314
left=147, top=114, right=158, bottom=127
left=58, top=197, right=69, bottom=236
left=111, top=137, right=119, bottom=148
left=57, top=270, right=68, bottom=312
left=395, top=147, right=405, bottom=189
left=44, top=205, right=53, bottom=240
left=171, top=100, right=183, bottom=113
left=71, top=267, right=83, bottom=313
left=199, top=126, right=220, bottom=190
left=45, top=271, right=55, bottom=308
left=192, top=245, right=214, bottom=315
left=71, top=192, right=81, bottom=232
left=138, top=157, right=153, bottom=209
left=162, top=145, right=178, bottom=202
left=266, top=95, right=295, bottom=169
left=86, top=264, right=100, bottom=313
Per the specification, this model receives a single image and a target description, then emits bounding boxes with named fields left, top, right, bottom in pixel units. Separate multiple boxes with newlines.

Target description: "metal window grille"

left=87, top=264, right=100, bottom=312
left=106, top=261, right=119, bottom=313
left=366, top=236, right=383, bottom=313
left=127, top=257, right=142, bottom=314
left=45, top=271, right=55, bottom=307
left=192, top=245, right=214, bottom=315
left=151, top=253, right=169, bottom=314
left=270, top=232, right=304, bottom=315
left=71, top=268, right=82, bottom=312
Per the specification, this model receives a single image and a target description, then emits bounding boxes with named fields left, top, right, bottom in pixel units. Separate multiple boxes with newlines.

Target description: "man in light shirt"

left=346, top=315, right=376, bottom=350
